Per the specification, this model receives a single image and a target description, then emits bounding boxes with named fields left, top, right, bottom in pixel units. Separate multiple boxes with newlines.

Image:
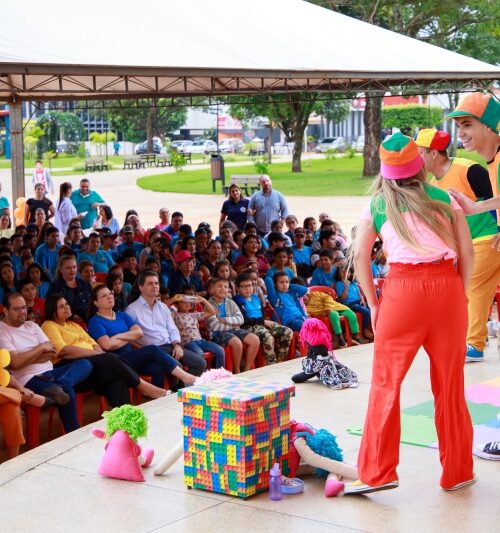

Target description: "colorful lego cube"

left=179, top=378, right=295, bottom=498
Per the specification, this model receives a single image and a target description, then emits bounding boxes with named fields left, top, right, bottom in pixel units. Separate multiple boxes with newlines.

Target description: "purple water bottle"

left=269, top=463, right=282, bottom=500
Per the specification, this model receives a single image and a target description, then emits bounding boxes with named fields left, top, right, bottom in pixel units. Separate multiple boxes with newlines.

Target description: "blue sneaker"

left=465, top=345, right=484, bottom=362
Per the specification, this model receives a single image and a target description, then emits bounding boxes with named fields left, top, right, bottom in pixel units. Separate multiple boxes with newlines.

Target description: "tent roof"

left=0, top=0, right=498, bottom=101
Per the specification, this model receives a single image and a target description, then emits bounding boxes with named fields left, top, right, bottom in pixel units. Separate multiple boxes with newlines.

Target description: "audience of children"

left=0, top=192, right=381, bottom=460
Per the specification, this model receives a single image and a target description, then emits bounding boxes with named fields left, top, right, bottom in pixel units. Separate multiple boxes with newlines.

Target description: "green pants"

left=329, top=309, right=359, bottom=335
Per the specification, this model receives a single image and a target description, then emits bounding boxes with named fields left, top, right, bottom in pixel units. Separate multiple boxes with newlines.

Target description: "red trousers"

left=358, top=260, right=473, bottom=489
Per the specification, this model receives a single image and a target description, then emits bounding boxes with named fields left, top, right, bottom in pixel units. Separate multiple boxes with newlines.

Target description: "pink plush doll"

left=92, top=405, right=154, bottom=482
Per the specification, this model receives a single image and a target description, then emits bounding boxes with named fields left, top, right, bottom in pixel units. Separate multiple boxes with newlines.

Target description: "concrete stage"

left=1, top=341, right=499, bottom=533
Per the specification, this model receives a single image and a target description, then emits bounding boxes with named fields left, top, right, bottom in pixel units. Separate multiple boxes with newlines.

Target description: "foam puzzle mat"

left=347, top=377, right=500, bottom=449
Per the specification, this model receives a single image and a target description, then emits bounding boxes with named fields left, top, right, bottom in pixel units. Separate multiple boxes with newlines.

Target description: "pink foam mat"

left=464, top=385, right=500, bottom=407
left=429, top=424, right=500, bottom=449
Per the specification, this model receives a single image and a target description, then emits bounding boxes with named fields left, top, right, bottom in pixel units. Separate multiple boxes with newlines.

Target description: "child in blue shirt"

left=311, top=249, right=338, bottom=288
left=291, top=227, right=313, bottom=279
left=334, top=260, right=373, bottom=340
left=265, top=272, right=308, bottom=331
left=234, top=273, right=292, bottom=365
left=266, top=247, right=295, bottom=281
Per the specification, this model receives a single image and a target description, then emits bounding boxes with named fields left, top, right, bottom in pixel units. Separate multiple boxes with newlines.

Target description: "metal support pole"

left=10, top=101, right=25, bottom=203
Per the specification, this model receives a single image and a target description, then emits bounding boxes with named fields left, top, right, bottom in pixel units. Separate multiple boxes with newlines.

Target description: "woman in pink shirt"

left=344, top=133, right=474, bottom=495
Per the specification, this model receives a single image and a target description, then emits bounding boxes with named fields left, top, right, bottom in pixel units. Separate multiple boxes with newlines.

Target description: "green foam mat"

left=402, top=400, right=499, bottom=425
left=347, top=413, right=437, bottom=448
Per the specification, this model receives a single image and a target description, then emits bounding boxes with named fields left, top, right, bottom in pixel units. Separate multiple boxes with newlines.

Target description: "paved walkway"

left=0, top=155, right=368, bottom=234
left=1, top=342, right=499, bottom=532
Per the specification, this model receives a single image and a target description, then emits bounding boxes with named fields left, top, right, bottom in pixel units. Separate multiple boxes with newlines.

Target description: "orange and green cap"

left=448, top=92, right=500, bottom=134
left=415, top=129, right=451, bottom=151
left=379, top=132, right=424, bottom=180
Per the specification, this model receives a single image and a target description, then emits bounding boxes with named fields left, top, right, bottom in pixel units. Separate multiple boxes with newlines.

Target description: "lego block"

left=179, top=378, right=295, bottom=498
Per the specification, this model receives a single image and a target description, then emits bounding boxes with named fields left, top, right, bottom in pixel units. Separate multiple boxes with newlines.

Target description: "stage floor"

left=1, top=341, right=499, bottom=533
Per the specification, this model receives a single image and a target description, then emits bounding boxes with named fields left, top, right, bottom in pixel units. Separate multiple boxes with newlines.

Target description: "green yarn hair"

left=103, top=405, right=148, bottom=441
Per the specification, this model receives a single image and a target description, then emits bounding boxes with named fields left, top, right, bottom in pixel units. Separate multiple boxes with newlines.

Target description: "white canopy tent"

left=0, top=0, right=498, bottom=196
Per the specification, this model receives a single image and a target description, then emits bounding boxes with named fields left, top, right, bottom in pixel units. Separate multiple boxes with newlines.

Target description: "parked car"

left=171, top=140, right=193, bottom=153
left=218, top=139, right=244, bottom=154
left=315, top=137, right=347, bottom=153
left=353, top=135, right=365, bottom=152
left=184, top=139, right=218, bottom=154
left=135, top=138, right=165, bottom=155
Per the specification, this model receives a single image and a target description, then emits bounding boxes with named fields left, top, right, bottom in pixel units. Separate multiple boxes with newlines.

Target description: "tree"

left=89, top=131, right=117, bottom=156
left=382, top=104, right=443, bottom=135
left=307, top=0, right=499, bottom=176
left=229, top=94, right=349, bottom=172
left=104, top=99, right=187, bottom=152
left=23, top=120, right=44, bottom=160
left=36, top=111, right=85, bottom=157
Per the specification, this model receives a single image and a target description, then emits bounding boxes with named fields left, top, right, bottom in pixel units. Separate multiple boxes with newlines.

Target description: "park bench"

left=223, top=175, right=261, bottom=196
left=123, top=155, right=145, bottom=169
left=179, top=152, right=192, bottom=163
left=85, top=157, right=109, bottom=172
left=155, top=154, right=172, bottom=167
left=140, top=153, right=157, bottom=167
left=248, top=148, right=267, bottom=156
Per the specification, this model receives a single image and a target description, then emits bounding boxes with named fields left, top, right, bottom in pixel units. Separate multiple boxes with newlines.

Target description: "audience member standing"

left=247, top=175, right=289, bottom=235
left=55, top=182, right=79, bottom=237
left=70, top=179, right=106, bottom=230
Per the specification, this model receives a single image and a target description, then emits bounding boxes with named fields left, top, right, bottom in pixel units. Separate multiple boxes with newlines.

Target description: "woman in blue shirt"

left=87, top=284, right=196, bottom=388
left=220, top=184, right=249, bottom=230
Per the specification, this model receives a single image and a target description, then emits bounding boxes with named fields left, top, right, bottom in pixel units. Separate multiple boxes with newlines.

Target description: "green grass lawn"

left=138, top=156, right=375, bottom=196
left=136, top=149, right=486, bottom=196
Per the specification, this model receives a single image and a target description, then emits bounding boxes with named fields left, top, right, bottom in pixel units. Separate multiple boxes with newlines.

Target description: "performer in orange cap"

left=415, top=127, right=499, bottom=362
left=344, top=132, right=474, bottom=495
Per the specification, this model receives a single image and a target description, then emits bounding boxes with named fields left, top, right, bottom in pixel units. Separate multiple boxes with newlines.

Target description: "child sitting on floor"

left=234, top=273, right=293, bottom=365
left=265, top=272, right=308, bottom=332
left=206, top=278, right=259, bottom=372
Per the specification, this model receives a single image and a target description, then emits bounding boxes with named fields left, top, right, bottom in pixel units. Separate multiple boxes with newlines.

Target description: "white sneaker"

left=474, top=441, right=500, bottom=461
left=487, top=320, right=499, bottom=338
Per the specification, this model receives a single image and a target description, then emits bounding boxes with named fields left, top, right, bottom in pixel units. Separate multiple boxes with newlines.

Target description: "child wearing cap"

left=167, top=250, right=206, bottom=296
left=416, top=125, right=499, bottom=363
left=291, top=227, right=313, bottom=279
left=344, top=132, right=474, bottom=495
left=234, top=272, right=293, bottom=365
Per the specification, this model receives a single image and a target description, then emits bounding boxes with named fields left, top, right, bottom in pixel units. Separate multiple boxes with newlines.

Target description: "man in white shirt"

left=0, top=293, right=92, bottom=432
left=125, top=271, right=207, bottom=382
